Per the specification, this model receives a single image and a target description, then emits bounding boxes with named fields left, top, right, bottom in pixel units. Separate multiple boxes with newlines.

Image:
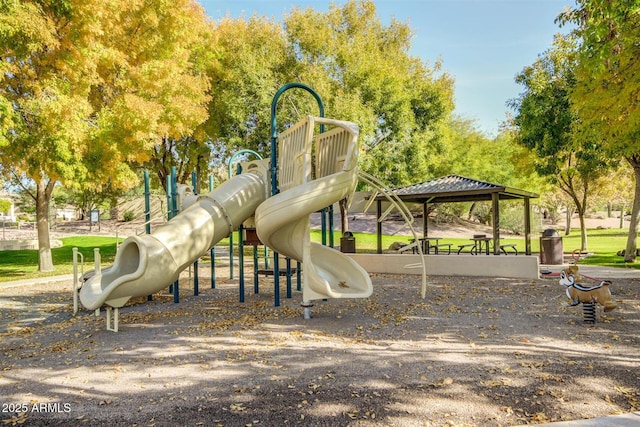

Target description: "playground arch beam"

left=269, top=83, right=324, bottom=305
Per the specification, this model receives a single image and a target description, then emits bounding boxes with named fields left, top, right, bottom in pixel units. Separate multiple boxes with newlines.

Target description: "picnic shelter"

left=373, top=174, right=539, bottom=255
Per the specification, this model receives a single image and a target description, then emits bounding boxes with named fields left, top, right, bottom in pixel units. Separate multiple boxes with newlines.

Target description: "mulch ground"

left=0, top=269, right=639, bottom=426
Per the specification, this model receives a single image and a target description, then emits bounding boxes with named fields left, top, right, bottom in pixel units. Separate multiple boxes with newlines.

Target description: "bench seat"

left=257, top=268, right=298, bottom=276
left=457, top=243, right=476, bottom=254
left=434, top=243, right=452, bottom=254
left=500, top=244, right=518, bottom=255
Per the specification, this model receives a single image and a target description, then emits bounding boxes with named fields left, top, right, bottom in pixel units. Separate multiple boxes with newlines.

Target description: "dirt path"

left=1, top=267, right=638, bottom=426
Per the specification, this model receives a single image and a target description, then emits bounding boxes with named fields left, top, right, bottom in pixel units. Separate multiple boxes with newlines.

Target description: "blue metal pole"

left=238, top=225, right=244, bottom=302
left=274, top=253, right=280, bottom=307
left=209, top=176, right=216, bottom=289
left=144, top=170, right=151, bottom=234
left=286, top=257, right=292, bottom=299
left=229, top=233, right=234, bottom=281
left=166, top=175, right=172, bottom=220
left=190, top=171, right=199, bottom=296
left=297, top=261, right=301, bottom=292
left=253, top=245, right=259, bottom=293
left=329, top=205, right=335, bottom=248
left=321, top=209, right=327, bottom=245
left=144, top=171, right=153, bottom=301
left=270, top=83, right=325, bottom=306
left=166, top=174, right=172, bottom=294
left=171, top=166, right=178, bottom=218
left=225, top=150, right=262, bottom=283
left=171, top=166, right=179, bottom=303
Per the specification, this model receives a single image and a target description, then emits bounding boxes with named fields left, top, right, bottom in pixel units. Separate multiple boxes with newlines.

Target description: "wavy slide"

left=254, top=118, right=373, bottom=303
left=80, top=168, right=269, bottom=310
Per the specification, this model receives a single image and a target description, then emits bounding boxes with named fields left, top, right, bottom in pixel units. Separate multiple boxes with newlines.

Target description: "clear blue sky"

left=199, top=0, right=575, bottom=136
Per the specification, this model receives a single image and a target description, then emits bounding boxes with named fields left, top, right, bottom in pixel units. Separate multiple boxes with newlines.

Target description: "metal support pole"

left=270, top=83, right=324, bottom=309
left=191, top=171, right=199, bottom=296
left=376, top=200, right=383, bottom=254
left=144, top=170, right=151, bottom=235
left=191, top=171, right=198, bottom=195
left=239, top=225, right=244, bottom=302
left=167, top=174, right=173, bottom=294
left=171, top=166, right=178, bottom=218
left=144, top=171, right=153, bottom=301
left=253, top=245, right=259, bottom=294
left=171, top=166, right=179, bottom=302
left=229, top=233, right=234, bottom=280
left=328, top=205, right=334, bottom=248
left=193, top=259, right=199, bottom=296
left=72, top=247, right=84, bottom=315
left=210, top=247, right=216, bottom=289
left=286, top=257, right=292, bottom=298
left=166, top=175, right=172, bottom=220
left=273, top=252, right=280, bottom=307
left=321, top=209, right=327, bottom=246
left=209, top=176, right=216, bottom=289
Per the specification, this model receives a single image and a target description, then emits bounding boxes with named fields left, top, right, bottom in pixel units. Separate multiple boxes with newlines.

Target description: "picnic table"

left=457, top=235, right=491, bottom=255
left=409, top=237, right=452, bottom=254
left=457, top=235, right=519, bottom=255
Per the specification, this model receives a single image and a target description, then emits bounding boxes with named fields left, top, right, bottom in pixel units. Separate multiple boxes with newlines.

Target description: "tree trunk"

left=620, top=206, right=625, bottom=229
left=467, top=202, right=476, bottom=221
left=564, top=207, right=572, bottom=235
left=577, top=211, right=588, bottom=252
left=36, top=178, right=56, bottom=272
left=623, top=155, right=640, bottom=263
left=340, top=198, right=349, bottom=234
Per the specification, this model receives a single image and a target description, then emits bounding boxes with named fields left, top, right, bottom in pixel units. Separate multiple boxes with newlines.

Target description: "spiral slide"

left=254, top=116, right=373, bottom=303
left=79, top=164, right=269, bottom=310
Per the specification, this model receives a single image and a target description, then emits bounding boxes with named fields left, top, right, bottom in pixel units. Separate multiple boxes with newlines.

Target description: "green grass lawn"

left=1, top=227, right=638, bottom=283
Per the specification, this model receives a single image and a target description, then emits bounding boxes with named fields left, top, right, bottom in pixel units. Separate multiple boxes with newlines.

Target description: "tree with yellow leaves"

left=0, top=0, right=211, bottom=271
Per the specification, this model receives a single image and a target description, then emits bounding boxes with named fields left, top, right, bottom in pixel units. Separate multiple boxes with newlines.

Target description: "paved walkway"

left=522, top=412, right=640, bottom=426
left=0, top=273, right=74, bottom=290
left=540, top=264, right=640, bottom=280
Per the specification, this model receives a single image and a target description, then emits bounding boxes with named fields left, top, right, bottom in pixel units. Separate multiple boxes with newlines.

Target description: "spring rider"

left=558, top=265, right=617, bottom=323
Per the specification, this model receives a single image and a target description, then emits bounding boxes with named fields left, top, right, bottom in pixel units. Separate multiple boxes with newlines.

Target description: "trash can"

left=340, top=231, right=356, bottom=253
left=540, top=228, right=563, bottom=264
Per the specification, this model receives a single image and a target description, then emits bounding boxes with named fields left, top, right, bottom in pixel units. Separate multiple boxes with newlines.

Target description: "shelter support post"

left=376, top=200, right=382, bottom=254
left=492, top=193, right=500, bottom=255
left=423, top=202, right=428, bottom=237
left=524, top=197, right=532, bottom=255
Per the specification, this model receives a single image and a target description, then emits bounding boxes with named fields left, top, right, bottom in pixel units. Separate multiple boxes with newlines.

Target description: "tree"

left=284, top=0, right=454, bottom=231
left=509, top=34, right=615, bottom=251
left=284, top=0, right=454, bottom=187
left=0, top=198, right=10, bottom=216
left=204, top=16, right=297, bottom=160
left=0, top=0, right=211, bottom=271
left=559, top=1, right=640, bottom=262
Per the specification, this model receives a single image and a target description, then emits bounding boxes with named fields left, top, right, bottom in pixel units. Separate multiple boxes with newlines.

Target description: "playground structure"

left=79, top=83, right=421, bottom=329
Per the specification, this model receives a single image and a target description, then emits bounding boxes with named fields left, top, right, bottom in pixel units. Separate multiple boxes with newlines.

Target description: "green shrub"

left=122, top=210, right=135, bottom=222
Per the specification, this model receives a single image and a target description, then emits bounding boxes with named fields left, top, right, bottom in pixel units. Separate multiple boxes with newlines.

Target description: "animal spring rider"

left=559, top=265, right=617, bottom=323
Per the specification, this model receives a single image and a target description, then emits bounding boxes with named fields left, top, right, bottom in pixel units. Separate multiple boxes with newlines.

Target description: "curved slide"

left=254, top=120, right=373, bottom=303
left=80, top=167, right=269, bottom=310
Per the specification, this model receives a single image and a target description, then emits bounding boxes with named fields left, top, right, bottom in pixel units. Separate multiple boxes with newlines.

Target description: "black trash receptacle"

left=540, top=228, right=563, bottom=264
left=340, top=231, right=356, bottom=253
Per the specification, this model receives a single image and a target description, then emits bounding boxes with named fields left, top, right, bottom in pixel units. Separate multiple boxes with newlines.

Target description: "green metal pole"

left=270, top=83, right=325, bottom=306
left=191, top=171, right=198, bottom=296
left=166, top=175, right=172, bottom=220
left=144, top=170, right=151, bottom=235
left=171, top=166, right=179, bottom=303
left=209, top=176, right=216, bottom=289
